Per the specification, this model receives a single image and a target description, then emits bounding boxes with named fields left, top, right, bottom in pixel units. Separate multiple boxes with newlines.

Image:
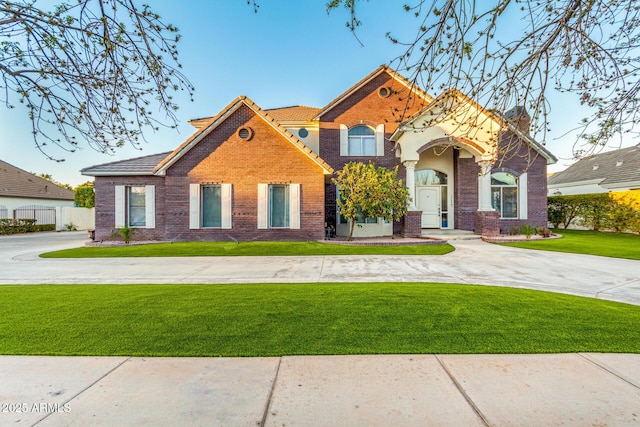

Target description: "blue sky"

left=0, top=1, right=634, bottom=186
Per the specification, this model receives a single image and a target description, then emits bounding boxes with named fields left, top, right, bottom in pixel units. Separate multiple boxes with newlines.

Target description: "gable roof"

left=0, top=159, right=74, bottom=200
left=188, top=106, right=322, bottom=130
left=548, top=144, right=640, bottom=188
left=154, top=96, right=333, bottom=175
left=81, top=152, right=172, bottom=177
left=313, top=65, right=434, bottom=119
left=264, top=106, right=322, bottom=122
left=391, top=88, right=557, bottom=164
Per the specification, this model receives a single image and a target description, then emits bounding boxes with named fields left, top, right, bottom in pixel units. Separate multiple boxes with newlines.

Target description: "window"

left=257, top=184, right=300, bottom=229
left=269, top=185, right=290, bottom=228
left=340, top=124, right=384, bottom=156
left=115, top=185, right=155, bottom=229
left=189, top=183, right=232, bottom=229
left=202, top=185, right=222, bottom=228
left=348, top=126, right=376, bottom=156
left=491, top=172, right=518, bottom=218
left=128, top=186, right=147, bottom=227
left=415, top=169, right=448, bottom=186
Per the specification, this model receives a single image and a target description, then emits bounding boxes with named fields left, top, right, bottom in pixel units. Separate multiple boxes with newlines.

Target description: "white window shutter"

left=289, top=183, right=300, bottom=229
left=519, top=173, right=528, bottom=220
left=221, top=183, right=232, bottom=229
left=145, top=185, right=155, bottom=228
left=339, top=124, right=348, bottom=156
left=189, top=183, right=200, bottom=229
left=257, top=184, right=268, bottom=229
left=375, top=124, right=385, bottom=156
left=115, top=185, right=125, bottom=228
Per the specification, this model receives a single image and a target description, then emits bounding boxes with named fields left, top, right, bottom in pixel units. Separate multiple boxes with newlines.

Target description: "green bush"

left=548, top=192, right=640, bottom=233
left=0, top=218, right=39, bottom=234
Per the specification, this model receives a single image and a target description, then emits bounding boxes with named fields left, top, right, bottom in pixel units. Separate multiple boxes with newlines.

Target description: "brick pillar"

left=474, top=210, right=500, bottom=236
left=402, top=210, right=422, bottom=238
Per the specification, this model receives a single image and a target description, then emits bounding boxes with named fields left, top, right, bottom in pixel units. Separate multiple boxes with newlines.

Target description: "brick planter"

left=474, top=210, right=500, bottom=237
left=402, top=210, right=423, bottom=238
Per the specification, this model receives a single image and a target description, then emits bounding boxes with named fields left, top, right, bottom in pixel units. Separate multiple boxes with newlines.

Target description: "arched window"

left=415, top=169, right=448, bottom=186
left=348, top=126, right=375, bottom=156
left=491, top=172, right=518, bottom=218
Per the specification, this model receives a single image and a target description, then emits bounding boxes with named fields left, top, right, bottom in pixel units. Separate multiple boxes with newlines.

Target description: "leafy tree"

left=326, top=1, right=640, bottom=155
left=35, top=172, right=72, bottom=190
left=333, top=162, right=409, bottom=240
left=74, top=183, right=95, bottom=208
left=1, top=0, right=193, bottom=161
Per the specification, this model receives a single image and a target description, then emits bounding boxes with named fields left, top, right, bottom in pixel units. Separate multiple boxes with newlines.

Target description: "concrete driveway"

left=1, top=231, right=639, bottom=305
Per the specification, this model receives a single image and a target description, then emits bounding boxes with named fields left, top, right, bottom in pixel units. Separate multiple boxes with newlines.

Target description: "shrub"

left=65, top=223, right=78, bottom=231
left=112, top=226, right=134, bottom=244
left=0, top=218, right=38, bottom=234
left=548, top=191, right=640, bottom=233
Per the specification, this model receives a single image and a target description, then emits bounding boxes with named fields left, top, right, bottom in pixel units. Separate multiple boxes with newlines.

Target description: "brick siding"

left=319, top=72, right=428, bottom=233
left=94, top=104, right=327, bottom=242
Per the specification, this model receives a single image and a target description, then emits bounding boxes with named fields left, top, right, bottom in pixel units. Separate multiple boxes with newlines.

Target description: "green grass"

left=1, top=283, right=639, bottom=356
left=499, top=229, right=640, bottom=260
left=40, top=241, right=454, bottom=258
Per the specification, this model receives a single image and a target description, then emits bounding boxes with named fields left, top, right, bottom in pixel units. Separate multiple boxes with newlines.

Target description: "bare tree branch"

left=327, top=0, right=640, bottom=158
left=0, top=0, right=194, bottom=161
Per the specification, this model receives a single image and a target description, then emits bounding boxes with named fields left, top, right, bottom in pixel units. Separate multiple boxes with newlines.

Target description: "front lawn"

left=1, top=283, right=638, bottom=356
left=41, top=240, right=454, bottom=258
left=499, top=229, right=640, bottom=260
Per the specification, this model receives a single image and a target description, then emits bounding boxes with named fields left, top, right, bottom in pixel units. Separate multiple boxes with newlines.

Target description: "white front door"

left=416, top=186, right=441, bottom=228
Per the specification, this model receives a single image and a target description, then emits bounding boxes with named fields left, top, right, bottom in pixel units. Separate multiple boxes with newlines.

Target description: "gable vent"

left=237, top=127, right=254, bottom=141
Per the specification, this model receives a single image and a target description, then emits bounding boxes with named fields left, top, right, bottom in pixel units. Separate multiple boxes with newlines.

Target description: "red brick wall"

left=453, top=135, right=549, bottom=233
left=495, top=133, right=549, bottom=232
left=93, top=175, right=166, bottom=242
left=454, top=154, right=480, bottom=231
left=164, top=104, right=326, bottom=241
left=319, top=72, right=428, bottom=233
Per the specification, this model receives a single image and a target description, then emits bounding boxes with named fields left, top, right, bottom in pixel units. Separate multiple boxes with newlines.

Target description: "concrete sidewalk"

left=1, top=354, right=639, bottom=426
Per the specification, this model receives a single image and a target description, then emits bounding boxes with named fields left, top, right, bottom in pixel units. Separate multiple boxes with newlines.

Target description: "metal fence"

left=14, top=205, right=56, bottom=225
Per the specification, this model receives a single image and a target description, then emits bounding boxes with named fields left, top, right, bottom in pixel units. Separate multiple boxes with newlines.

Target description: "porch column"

left=477, top=160, right=494, bottom=211
left=403, top=160, right=417, bottom=210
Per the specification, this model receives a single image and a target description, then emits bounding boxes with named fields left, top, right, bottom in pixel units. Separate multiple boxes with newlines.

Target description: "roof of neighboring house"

left=81, top=152, right=172, bottom=176
left=0, top=159, right=74, bottom=200
left=314, top=65, right=434, bottom=120
left=548, top=144, right=640, bottom=188
left=154, top=96, right=333, bottom=175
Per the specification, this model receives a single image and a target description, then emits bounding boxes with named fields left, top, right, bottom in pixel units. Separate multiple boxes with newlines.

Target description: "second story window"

left=348, top=126, right=376, bottom=156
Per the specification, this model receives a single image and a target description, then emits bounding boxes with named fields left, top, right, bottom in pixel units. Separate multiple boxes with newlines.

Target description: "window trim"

left=340, top=124, right=385, bottom=156
left=257, top=183, right=300, bottom=230
left=189, top=183, right=232, bottom=229
left=115, top=185, right=155, bottom=229
left=491, top=172, right=518, bottom=219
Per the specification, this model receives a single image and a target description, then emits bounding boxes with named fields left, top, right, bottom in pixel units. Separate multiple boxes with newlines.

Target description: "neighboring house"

left=0, top=159, right=74, bottom=224
left=82, top=66, right=556, bottom=242
left=548, top=144, right=640, bottom=195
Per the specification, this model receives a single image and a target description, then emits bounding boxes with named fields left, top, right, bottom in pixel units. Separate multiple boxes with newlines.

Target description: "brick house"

left=82, top=66, right=556, bottom=242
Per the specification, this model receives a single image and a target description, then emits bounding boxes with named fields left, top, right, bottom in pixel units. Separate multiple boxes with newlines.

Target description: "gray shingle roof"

left=81, top=152, right=171, bottom=176
left=0, top=159, right=74, bottom=200
left=548, top=144, right=640, bottom=187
